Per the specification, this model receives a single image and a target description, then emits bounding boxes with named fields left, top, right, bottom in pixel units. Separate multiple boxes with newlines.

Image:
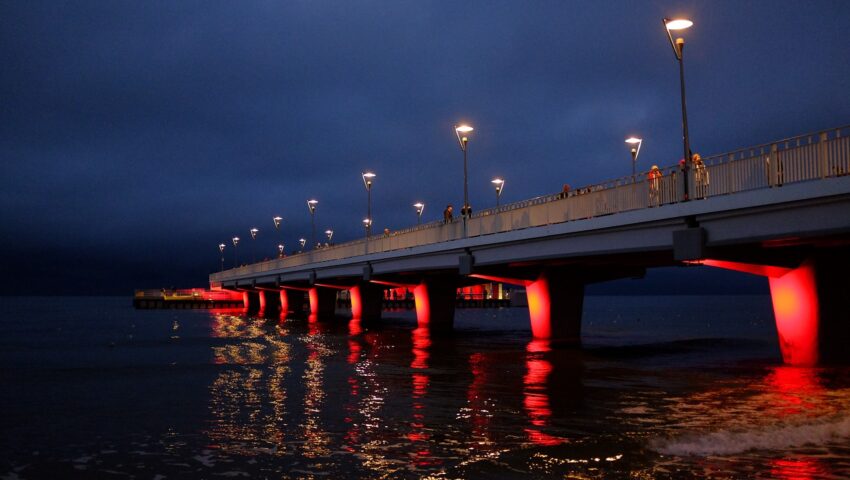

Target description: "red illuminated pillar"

left=242, top=290, right=260, bottom=311
left=526, top=270, right=584, bottom=343
left=280, top=289, right=306, bottom=315
left=703, top=249, right=850, bottom=365
left=308, top=286, right=338, bottom=320
left=350, top=283, right=384, bottom=322
left=258, top=290, right=268, bottom=311
left=412, top=276, right=458, bottom=332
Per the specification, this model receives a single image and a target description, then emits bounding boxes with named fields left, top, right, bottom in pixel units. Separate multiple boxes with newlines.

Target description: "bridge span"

left=211, top=126, right=850, bottom=366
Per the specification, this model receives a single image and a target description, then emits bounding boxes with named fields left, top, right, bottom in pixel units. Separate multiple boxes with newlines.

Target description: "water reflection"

left=408, top=327, right=433, bottom=466
left=523, top=339, right=564, bottom=446
left=201, top=309, right=849, bottom=478
left=207, top=312, right=290, bottom=455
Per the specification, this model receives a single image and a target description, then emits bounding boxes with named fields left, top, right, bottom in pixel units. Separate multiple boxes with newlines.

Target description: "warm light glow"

left=349, top=285, right=363, bottom=319
left=700, top=258, right=819, bottom=366
left=768, top=261, right=819, bottom=366
left=665, top=18, right=693, bottom=30
left=625, top=137, right=642, bottom=144
left=273, top=216, right=282, bottom=229
left=218, top=243, right=225, bottom=252
left=526, top=276, right=552, bottom=338
left=307, top=199, right=318, bottom=213
left=278, top=244, right=284, bottom=253
left=455, top=125, right=474, bottom=133
left=299, top=238, right=306, bottom=248
left=413, top=282, right=431, bottom=328
left=250, top=228, right=259, bottom=239
left=325, top=229, right=333, bottom=240
left=491, top=178, right=504, bottom=185
left=232, top=237, right=240, bottom=246
left=362, top=171, right=376, bottom=189
left=362, top=218, right=371, bottom=226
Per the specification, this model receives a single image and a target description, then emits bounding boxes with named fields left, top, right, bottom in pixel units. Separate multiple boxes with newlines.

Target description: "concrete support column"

left=413, top=276, right=458, bottom=332
left=258, top=290, right=268, bottom=311
left=258, top=290, right=280, bottom=312
left=242, top=290, right=260, bottom=312
left=525, top=270, right=584, bottom=343
left=350, top=283, right=384, bottom=322
left=309, top=286, right=338, bottom=320
left=768, top=251, right=850, bottom=365
left=280, top=289, right=306, bottom=315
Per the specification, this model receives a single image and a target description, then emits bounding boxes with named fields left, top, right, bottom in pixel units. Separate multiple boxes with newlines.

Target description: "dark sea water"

left=1, top=296, right=849, bottom=479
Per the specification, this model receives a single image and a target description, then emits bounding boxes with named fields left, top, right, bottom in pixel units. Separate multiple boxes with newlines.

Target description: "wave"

left=651, top=415, right=850, bottom=456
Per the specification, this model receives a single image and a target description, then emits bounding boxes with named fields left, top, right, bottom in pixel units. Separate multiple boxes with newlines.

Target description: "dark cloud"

left=1, top=0, right=848, bottom=294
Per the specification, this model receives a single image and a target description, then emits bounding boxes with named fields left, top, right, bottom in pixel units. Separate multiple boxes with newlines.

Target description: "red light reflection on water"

left=765, top=366, right=822, bottom=416
left=523, top=339, right=564, bottom=446
left=408, top=327, right=433, bottom=464
left=769, top=457, right=828, bottom=480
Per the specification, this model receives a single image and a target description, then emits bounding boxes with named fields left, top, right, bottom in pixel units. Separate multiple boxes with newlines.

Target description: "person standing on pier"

left=648, top=165, right=662, bottom=206
left=443, top=204, right=454, bottom=223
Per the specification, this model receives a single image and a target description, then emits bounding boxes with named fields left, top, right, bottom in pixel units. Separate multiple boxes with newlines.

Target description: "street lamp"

left=273, top=216, right=282, bottom=256
left=232, top=236, right=240, bottom=267
left=362, top=172, right=375, bottom=237
left=664, top=17, right=694, bottom=201
left=278, top=244, right=285, bottom=257
left=413, top=202, right=425, bottom=224
left=491, top=178, right=505, bottom=207
left=299, top=238, right=306, bottom=253
left=325, top=229, right=334, bottom=245
left=307, top=199, right=318, bottom=249
left=455, top=124, right=474, bottom=237
left=249, top=228, right=259, bottom=263
left=362, top=218, right=372, bottom=235
left=218, top=243, right=225, bottom=272
left=625, top=137, right=643, bottom=179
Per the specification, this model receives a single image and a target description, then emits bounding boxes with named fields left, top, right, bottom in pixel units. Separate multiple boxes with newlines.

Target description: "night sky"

left=2, top=1, right=848, bottom=295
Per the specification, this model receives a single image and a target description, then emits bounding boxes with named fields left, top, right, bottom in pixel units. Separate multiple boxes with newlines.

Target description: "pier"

left=211, top=126, right=850, bottom=366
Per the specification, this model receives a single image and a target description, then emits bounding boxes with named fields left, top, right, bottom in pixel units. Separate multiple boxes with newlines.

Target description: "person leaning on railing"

left=648, top=165, right=662, bottom=207
left=692, top=153, right=709, bottom=199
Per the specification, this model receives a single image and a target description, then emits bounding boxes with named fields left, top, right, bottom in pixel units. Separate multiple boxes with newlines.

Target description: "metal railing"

left=211, top=125, right=849, bottom=281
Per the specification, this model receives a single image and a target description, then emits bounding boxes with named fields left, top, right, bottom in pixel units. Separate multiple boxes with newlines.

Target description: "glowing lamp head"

left=307, top=199, right=318, bottom=213
left=325, top=229, right=333, bottom=241
left=232, top=237, right=240, bottom=246
left=250, top=228, right=259, bottom=239
left=362, top=171, right=376, bottom=189
left=665, top=18, right=693, bottom=30
left=363, top=218, right=372, bottom=227
left=492, top=178, right=505, bottom=195
left=218, top=243, right=226, bottom=253
left=413, top=202, right=425, bottom=214
left=278, top=244, right=284, bottom=253
left=299, top=238, right=306, bottom=248
left=455, top=124, right=474, bottom=149
left=273, top=216, right=282, bottom=229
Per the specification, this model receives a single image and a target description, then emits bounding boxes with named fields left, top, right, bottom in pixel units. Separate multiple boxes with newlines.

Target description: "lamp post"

left=625, top=137, right=643, bottom=180
left=413, top=202, right=425, bottom=225
left=299, top=238, right=306, bottom=253
left=232, top=236, right=240, bottom=267
left=249, top=228, right=259, bottom=263
left=307, top=199, right=318, bottom=249
left=278, top=244, right=285, bottom=257
left=362, top=172, right=375, bottom=237
left=362, top=218, right=371, bottom=236
left=491, top=178, right=505, bottom=207
left=218, top=243, right=225, bottom=272
left=273, top=216, right=282, bottom=256
left=664, top=17, right=694, bottom=201
left=325, top=229, right=334, bottom=245
left=455, top=124, right=474, bottom=237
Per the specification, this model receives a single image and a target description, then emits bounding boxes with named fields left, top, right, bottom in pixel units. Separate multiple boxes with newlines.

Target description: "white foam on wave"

left=652, top=415, right=850, bottom=457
